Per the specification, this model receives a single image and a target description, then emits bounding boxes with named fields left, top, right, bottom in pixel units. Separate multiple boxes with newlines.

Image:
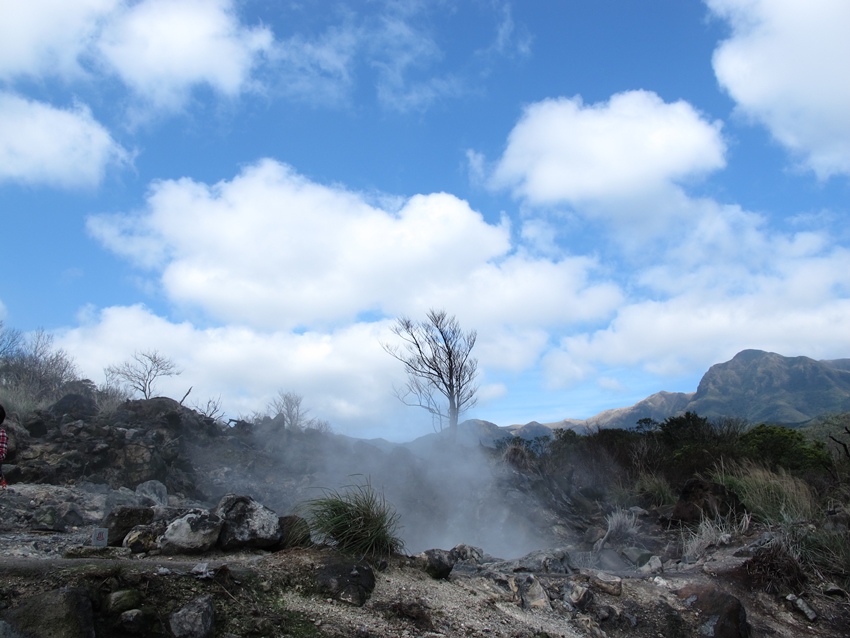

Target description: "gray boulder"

left=485, top=548, right=574, bottom=574
left=169, top=595, right=215, bottom=638
left=213, top=494, right=282, bottom=550
left=135, top=479, right=168, bottom=506
left=417, top=548, right=457, bottom=579
left=159, top=511, right=223, bottom=555
left=314, top=559, right=376, bottom=606
left=101, top=506, right=154, bottom=546
left=677, top=584, right=750, bottom=638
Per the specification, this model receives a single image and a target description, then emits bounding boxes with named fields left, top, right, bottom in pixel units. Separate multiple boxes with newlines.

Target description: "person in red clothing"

left=0, top=403, right=7, bottom=488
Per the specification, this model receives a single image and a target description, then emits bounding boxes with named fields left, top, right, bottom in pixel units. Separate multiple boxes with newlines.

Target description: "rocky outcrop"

left=10, top=397, right=219, bottom=497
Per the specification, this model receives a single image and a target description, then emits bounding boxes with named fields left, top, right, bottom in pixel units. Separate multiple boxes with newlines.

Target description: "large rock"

left=49, top=394, right=99, bottom=421
left=101, top=506, right=154, bottom=546
left=677, top=584, right=750, bottom=638
left=159, top=511, right=223, bottom=555
left=213, top=494, right=282, bottom=550
left=417, top=548, right=457, bottom=579
left=100, top=506, right=153, bottom=547
left=485, top=548, right=574, bottom=574
left=169, top=595, right=215, bottom=638
left=314, top=559, right=376, bottom=606
left=2, top=587, right=95, bottom=638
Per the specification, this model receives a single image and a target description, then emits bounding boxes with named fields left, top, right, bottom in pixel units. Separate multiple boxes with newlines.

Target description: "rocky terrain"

left=1, top=396, right=849, bottom=637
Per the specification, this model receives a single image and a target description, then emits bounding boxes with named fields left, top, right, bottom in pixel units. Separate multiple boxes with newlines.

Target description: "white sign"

left=92, top=527, right=109, bottom=548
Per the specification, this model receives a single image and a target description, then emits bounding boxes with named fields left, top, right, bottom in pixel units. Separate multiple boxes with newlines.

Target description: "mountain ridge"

left=428, top=349, right=850, bottom=447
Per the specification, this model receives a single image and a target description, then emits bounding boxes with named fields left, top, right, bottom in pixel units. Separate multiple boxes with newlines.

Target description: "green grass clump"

left=711, top=461, right=817, bottom=523
left=305, top=476, right=404, bottom=560
left=635, top=472, right=676, bottom=507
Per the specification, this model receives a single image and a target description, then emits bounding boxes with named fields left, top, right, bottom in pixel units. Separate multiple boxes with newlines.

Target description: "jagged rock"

left=159, top=511, right=222, bottom=555
left=101, top=505, right=154, bottom=546
left=49, top=394, right=99, bottom=421
left=278, top=515, right=311, bottom=548
left=786, top=594, right=818, bottom=622
left=104, top=590, right=142, bottom=615
left=677, top=584, right=750, bottom=638
left=671, top=478, right=743, bottom=524
left=588, top=571, right=623, bottom=596
left=519, top=575, right=551, bottom=610
left=417, top=548, right=457, bottom=579
left=314, top=559, right=376, bottom=606
left=23, top=414, right=48, bottom=437
left=123, top=521, right=166, bottom=553
left=213, top=494, right=282, bottom=550
left=564, top=581, right=592, bottom=610
left=2, top=587, right=95, bottom=638
left=115, top=443, right=167, bottom=486
left=638, top=555, right=663, bottom=574
left=485, top=548, right=573, bottom=574
left=135, top=479, right=168, bottom=506
left=451, top=544, right=484, bottom=563
left=169, top=595, right=215, bottom=638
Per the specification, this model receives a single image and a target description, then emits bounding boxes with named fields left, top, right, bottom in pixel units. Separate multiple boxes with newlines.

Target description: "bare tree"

left=0, top=327, right=78, bottom=400
left=383, top=309, right=478, bottom=433
left=105, top=350, right=181, bottom=399
left=0, top=321, right=23, bottom=359
left=266, top=390, right=330, bottom=432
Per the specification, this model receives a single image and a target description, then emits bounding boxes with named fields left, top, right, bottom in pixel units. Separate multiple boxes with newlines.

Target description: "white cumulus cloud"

left=98, top=0, right=273, bottom=111
left=489, top=90, right=726, bottom=207
left=0, top=0, right=119, bottom=80
left=708, top=0, right=850, bottom=178
left=0, top=92, right=128, bottom=188
left=87, top=159, right=620, bottom=335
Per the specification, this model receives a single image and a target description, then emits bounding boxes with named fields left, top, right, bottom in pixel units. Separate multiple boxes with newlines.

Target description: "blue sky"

left=2, top=0, right=849, bottom=441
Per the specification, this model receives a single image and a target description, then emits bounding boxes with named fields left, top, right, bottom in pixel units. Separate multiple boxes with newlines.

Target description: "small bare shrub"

left=745, top=540, right=807, bottom=594
left=680, top=515, right=741, bottom=561
left=594, top=507, right=640, bottom=554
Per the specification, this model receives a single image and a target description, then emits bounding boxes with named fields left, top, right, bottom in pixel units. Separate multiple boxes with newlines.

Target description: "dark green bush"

left=739, top=423, right=831, bottom=471
left=305, top=476, right=404, bottom=560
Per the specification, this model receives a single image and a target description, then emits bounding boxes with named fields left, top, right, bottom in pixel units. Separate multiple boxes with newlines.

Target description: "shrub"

left=712, top=462, right=817, bottom=523
left=0, top=328, right=79, bottom=411
left=305, top=476, right=404, bottom=560
left=603, top=507, right=640, bottom=545
left=635, top=472, right=676, bottom=507
left=738, top=424, right=831, bottom=472
left=745, top=539, right=808, bottom=594
left=680, top=514, right=746, bottom=562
